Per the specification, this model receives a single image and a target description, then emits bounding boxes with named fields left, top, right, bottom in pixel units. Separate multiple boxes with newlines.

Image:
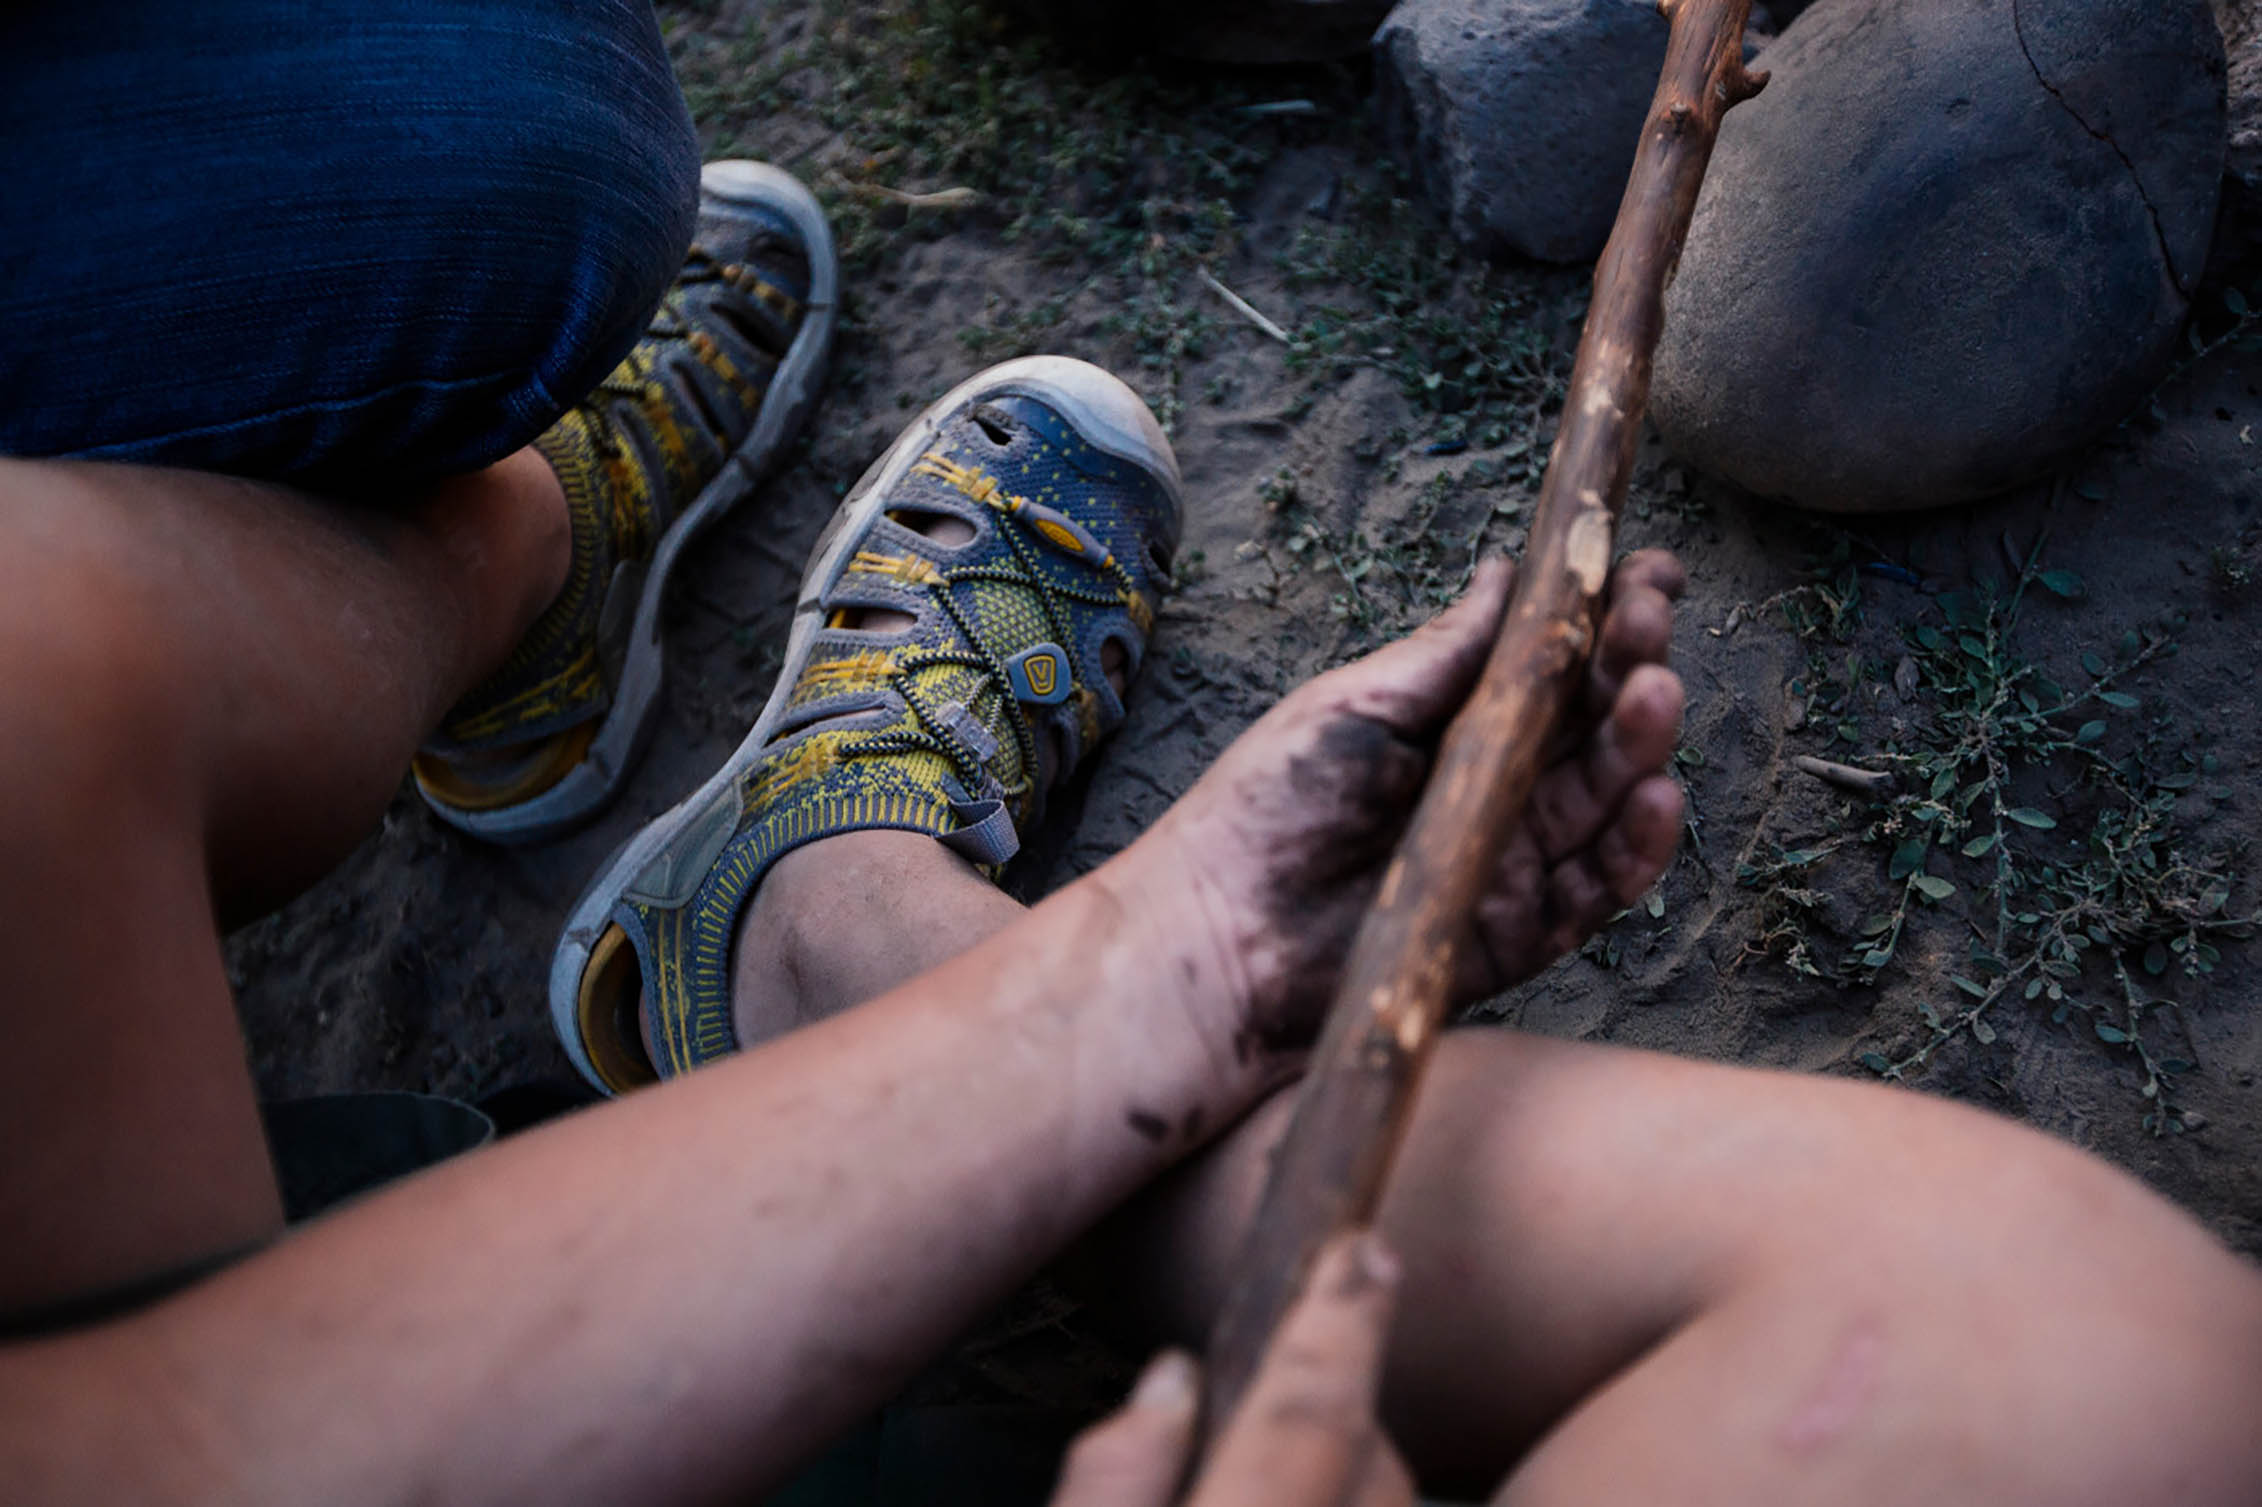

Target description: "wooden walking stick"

left=1198, top=0, right=1766, bottom=1441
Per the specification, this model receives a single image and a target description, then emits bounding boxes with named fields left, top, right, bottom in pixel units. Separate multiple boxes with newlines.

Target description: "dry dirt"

left=231, top=0, right=2262, bottom=1412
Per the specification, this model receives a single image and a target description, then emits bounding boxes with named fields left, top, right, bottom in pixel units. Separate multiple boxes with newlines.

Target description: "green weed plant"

left=1741, top=540, right=2252, bottom=1133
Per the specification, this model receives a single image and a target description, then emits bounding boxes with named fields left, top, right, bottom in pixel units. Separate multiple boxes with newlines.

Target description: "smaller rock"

left=1374, top=0, right=1670, bottom=264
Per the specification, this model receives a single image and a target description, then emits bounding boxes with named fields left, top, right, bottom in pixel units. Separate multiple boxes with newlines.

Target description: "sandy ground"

left=232, top=0, right=2262, bottom=1407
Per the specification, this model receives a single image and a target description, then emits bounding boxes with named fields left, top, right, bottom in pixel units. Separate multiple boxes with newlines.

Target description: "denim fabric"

left=0, top=0, right=700, bottom=491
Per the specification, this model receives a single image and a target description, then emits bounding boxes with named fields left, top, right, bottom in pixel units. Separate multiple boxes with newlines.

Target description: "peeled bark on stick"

left=1199, top=0, right=1766, bottom=1441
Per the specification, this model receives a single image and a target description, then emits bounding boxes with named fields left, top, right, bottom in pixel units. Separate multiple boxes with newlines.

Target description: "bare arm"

left=0, top=554, right=1684, bottom=1506
left=2, top=864, right=1251, bottom=1506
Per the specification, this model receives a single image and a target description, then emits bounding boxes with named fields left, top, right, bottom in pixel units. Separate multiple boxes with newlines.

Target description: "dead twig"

left=1792, top=755, right=1898, bottom=799
left=1197, top=266, right=1292, bottom=345
left=828, top=175, right=983, bottom=212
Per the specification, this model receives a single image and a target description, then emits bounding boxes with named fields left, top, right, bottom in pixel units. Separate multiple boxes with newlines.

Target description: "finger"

left=1524, top=664, right=1685, bottom=863
left=1188, top=1231, right=1402, bottom=1507
left=1586, top=581, right=1675, bottom=715
left=1616, top=547, right=1689, bottom=602
left=1050, top=1351, right=1200, bottom=1507
left=1350, top=1443, right=1420, bottom=1507
left=1287, top=556, right=1515, bottom=739
left=1582, top=549, right=1685, bottom=721
left=1535, top=774, right=1685, bottom=960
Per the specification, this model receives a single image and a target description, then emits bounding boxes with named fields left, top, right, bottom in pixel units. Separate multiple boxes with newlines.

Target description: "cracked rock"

left=1652, top=0, right=2227, bottom=514
left=1374, top=0, right=1670, bottom=264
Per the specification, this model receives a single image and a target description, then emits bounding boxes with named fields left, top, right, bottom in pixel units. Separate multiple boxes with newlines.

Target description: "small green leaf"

left=1952, top=975, right=1990, bottom=999
left=1911, top=874, right=1956, bottom=901
left=2076, top=721, right=2106, bottom=743
left=1889, top=839, right=1928, bottom=880
left=2075, top=481, right=2108, bottom=502
left=2024, top=978, right=2044, bottom=1000
left=1961, top=833, right=1999, bottom=858
left=1972, top=1017, right=1997, bottom=1045
left=2036, top=569, right=2085, bottom=599
left=1644, top=889, right=1666, bottom=919
left=1858, top=1052, right=1892, bottom=1075
left=2004, top=807, right=2057, bottom=830
left=1861, top=913, right=1898, bottom=936
left=2097, top=690, right=2139, bottom=710
left=2227, top=286, right=2251, bottom=317
left=1860, top=947, right=1894, bottom=969
left=2081, top=651, right=2106, bottom=677
left=2143, top=941, right=2168, bottom=976
left=2094, top=1021, right=2129, bottom=1045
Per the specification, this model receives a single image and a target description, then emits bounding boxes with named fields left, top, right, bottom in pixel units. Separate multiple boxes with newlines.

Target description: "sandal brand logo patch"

left=1006, top=644, right=1073, bottom=705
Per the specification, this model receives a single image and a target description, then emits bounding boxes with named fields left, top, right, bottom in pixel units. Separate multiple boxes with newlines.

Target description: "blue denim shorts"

left=0, top=0, right=699, bottom=491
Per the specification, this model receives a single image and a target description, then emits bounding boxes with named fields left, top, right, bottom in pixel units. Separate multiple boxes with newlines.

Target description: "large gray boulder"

left=1374, top=0, right=1670, bottom=264
left=1652, top=0, right=2227, bottom=513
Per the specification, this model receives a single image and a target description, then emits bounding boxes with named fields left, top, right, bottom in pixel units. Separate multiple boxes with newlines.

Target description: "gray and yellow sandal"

left=413, top=160, right=839, bottom=844
left=549, top=356, right=1184, bottom=1092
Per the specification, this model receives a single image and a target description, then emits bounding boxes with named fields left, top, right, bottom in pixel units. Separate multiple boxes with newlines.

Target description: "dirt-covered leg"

left=1097, top=1029, right=2262, bottom=1504
left=0, top=453, right=566, bottom=1315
